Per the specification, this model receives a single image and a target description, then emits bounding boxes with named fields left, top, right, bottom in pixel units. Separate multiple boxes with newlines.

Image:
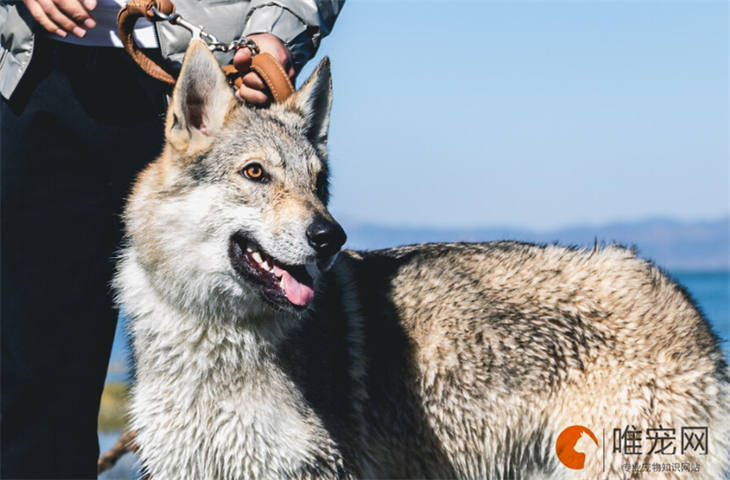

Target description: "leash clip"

left=151, top=6, right=221, bottom=46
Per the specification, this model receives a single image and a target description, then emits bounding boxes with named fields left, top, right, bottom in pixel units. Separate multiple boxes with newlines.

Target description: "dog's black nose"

left=306, top=218, right=347, bottom=257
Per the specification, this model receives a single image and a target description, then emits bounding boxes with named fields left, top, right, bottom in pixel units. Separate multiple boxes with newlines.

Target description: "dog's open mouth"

left=229, top=233, right=315, bottom=309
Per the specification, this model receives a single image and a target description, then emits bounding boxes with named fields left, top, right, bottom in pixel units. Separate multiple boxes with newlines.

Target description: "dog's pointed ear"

left=166, top=40, right=236, bottom=155
left=284, top=57, right=332, bottom=157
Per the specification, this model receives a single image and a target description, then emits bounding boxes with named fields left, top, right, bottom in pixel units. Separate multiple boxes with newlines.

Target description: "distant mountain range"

left=339, top=216, right=729, bottom=271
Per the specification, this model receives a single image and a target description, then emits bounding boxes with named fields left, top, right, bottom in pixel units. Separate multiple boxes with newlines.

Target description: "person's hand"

left=232, top=33, right=295, bottom=105
left=23, top=0, right=97, bottom=38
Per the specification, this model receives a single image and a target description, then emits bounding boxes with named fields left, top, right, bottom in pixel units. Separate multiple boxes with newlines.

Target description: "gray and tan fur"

left=116, top=41, right=730, bottom=479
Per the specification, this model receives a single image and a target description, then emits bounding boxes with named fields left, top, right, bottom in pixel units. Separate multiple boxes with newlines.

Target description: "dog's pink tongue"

left=274, top=266, right=314, bottom=306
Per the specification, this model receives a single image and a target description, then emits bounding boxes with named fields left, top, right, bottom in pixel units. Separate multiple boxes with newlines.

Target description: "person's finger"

left=36, top=0, right=89, bottom=37
left=24, top=0, right=65, bottom=36
left=242, top=72, right=265, bottom=90
left=238, top=84, right=268, bottom=105
left=233, top=47, right=253, bottom=72
left=56, top=0, right=96, bottom=27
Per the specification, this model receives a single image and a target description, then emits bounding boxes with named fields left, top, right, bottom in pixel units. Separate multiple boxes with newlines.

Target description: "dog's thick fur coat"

left=116, top=42, right=730, bottom=479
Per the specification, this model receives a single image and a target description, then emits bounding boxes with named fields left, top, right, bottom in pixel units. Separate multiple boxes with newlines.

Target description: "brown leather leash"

left=117, top=0, right=295, bottom=102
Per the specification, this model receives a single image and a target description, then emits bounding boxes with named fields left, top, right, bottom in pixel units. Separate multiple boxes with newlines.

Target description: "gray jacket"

left=0, top=0, right=344, bottom=99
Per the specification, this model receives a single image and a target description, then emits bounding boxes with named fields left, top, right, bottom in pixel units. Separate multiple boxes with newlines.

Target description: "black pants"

left=1, top=39, right=168, bottom=479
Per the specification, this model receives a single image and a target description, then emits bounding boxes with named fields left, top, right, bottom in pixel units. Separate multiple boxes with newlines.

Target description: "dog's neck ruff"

left=115, top=250, right=342, bottom=478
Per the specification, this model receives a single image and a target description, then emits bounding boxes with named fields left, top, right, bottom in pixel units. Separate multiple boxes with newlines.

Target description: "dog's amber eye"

left=242, top=163, right=266, bottom=181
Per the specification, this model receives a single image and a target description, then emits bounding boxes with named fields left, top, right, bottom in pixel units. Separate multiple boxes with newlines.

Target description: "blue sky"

left=298, top=0, right=728, bottom=230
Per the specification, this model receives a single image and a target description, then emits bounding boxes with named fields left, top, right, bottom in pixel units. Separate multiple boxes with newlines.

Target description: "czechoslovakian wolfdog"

left=116, top=41, right=730, bottom=479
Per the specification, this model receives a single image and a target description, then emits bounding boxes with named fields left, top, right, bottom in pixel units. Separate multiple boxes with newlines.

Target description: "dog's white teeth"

left=245, top=247, right=253, bottom=253
left=252, top=252, right=263, bottom=263
left=261, top=260, right=271, bottom=271
left=279, top=277, right=285, bottom=289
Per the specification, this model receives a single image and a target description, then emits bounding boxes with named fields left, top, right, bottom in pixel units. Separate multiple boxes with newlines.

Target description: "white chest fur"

left=117, top=256, right=339, bottom=479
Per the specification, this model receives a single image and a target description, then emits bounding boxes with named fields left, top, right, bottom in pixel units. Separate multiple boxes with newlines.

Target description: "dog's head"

left=123, top=41, right=345, bottom=317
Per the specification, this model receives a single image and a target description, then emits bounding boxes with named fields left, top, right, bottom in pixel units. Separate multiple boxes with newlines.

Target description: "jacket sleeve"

left=242, top=0, right=345, bottom=74
left=0, top=3, right=36, bottom=100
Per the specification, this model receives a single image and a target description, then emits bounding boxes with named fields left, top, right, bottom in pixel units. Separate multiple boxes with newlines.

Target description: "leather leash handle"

left=221, top=54, right=295, bottom=104
left=118, top=0, right=177, bottom=85
left=250, top=52, right=295, bottom=103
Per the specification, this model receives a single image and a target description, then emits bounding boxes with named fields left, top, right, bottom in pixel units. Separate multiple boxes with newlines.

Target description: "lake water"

left=673, top=271, right=729, bottom=356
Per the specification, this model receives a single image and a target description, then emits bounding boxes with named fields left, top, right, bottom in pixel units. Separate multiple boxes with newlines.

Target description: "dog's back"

left=273, top=241, right=730, bottom=478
